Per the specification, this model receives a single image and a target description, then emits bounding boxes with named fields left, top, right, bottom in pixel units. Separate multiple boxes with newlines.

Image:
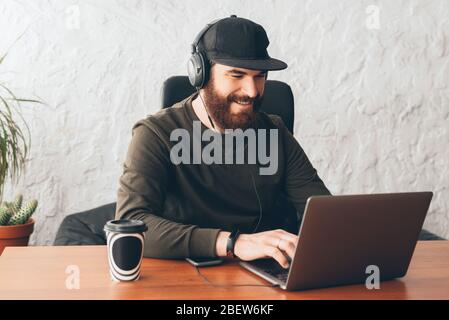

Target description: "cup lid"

left=104, top=219, right=148, bottom=233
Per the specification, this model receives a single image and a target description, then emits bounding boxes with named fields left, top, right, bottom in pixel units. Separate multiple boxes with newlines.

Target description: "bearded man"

left=116, top=15, right=331, bottom=269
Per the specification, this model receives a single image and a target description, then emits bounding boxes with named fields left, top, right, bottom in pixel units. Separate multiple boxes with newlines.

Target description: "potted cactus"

left=0, top=194, right=38, bottom=254
left=0, top=50, right=42, bottom=255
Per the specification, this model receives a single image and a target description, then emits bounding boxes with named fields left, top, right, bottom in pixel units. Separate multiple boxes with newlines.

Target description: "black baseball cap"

left=198, top=15, right=287, bottom=71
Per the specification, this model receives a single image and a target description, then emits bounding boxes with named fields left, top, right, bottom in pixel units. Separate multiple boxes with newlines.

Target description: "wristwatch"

left=226, top=229, right=241, bottom=258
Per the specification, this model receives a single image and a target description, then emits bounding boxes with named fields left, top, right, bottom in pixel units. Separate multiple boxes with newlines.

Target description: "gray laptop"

left=240, top=192, right=433, bottom=291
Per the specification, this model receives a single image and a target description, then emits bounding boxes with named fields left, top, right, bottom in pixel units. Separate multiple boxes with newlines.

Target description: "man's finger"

left=278, top=238, right=296, bottom=259
left=261, top=235, right=296, bottom=259
left=265, top=246, right=289, bottom=269
left=276, top=229, right=299, bottom=243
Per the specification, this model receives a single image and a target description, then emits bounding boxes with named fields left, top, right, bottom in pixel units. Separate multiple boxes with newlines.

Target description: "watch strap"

left=226, top=229, right=240, bottom=258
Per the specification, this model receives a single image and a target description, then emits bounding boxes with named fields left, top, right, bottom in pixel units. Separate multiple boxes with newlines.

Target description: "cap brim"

left=210, top=57, right=287, bottom=71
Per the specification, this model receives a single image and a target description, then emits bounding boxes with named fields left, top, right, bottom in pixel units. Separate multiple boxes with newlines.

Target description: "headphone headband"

left=188, top=15, right=238, bottom=89
left=190, top=18, right=221, bottom=54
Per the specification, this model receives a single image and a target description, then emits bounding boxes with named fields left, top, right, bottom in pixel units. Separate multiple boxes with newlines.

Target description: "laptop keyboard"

left=248, top=259, right=290, bottom=283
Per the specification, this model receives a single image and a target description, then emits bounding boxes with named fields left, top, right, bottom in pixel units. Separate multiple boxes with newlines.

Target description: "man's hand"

left=215, top=229, right=298, bottom=269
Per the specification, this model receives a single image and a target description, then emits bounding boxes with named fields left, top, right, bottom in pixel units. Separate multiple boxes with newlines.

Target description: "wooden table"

left=0, top=241, right=448, bottom=299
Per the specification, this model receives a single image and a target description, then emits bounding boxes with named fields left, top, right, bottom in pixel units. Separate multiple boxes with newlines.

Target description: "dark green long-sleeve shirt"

left=115, top=92, right=331, bottom=259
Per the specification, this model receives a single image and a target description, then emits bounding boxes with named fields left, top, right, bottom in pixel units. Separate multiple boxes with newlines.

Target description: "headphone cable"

left=196, top=89, right=216, bottom=130
left=190, top=96, right=272, bottom=287
left=250, top=171, right=263, bottom=234
left=194, top=265, right=279, bottom=288
left=193, top=172, right=267, bottom=288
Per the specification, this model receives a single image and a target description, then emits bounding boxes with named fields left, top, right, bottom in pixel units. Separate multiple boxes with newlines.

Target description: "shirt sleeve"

left=279, top=119, right=332, bottom=224
left=115, top=122, right=221, bottom=259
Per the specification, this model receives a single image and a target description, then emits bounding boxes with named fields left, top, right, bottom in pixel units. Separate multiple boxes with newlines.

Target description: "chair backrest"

left=161, top=76, right=295, bottom=133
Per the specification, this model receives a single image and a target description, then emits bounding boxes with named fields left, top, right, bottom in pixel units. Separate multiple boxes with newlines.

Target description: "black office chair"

left=53, top=76, right=445, bottom=245
left=54, top=203, right=116, bottom=245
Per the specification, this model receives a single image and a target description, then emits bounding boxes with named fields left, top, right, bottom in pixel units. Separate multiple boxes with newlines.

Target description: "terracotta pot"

left=0, top=218, right=34, bottom=255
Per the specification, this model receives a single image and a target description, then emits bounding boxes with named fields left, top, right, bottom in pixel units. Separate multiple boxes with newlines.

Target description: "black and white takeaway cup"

left=104, top=220, right=148, bottom=282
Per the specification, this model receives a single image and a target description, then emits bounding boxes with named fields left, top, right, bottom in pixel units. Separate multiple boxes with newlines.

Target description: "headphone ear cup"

left=187, top=53, right=204, bottom=89
left=198, top=52, right=210, bottom=88
left=187, top=52, right=209, bottom=89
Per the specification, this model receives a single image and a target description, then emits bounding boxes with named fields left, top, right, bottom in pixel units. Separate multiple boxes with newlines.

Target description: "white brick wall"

left=0, top=0, right=447, bottom=245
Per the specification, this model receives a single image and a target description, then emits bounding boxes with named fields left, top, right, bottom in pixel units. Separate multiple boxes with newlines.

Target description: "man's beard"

left=202, top=79, right=263, bottom=130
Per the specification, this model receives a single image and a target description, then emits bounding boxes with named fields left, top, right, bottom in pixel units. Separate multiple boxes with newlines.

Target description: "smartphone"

left=186, top=257, right=224, bottom=267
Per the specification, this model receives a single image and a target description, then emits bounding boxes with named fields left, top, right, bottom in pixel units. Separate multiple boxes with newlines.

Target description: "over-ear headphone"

left=187, top=16, right=237, bottom=89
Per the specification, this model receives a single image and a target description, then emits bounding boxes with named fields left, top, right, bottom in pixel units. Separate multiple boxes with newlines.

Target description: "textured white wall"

left=0, top=0, right=448, bottom=245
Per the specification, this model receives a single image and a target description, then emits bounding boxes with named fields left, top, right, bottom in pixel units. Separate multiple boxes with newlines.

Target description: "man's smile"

left=232, top=101, right=253, bottom=112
